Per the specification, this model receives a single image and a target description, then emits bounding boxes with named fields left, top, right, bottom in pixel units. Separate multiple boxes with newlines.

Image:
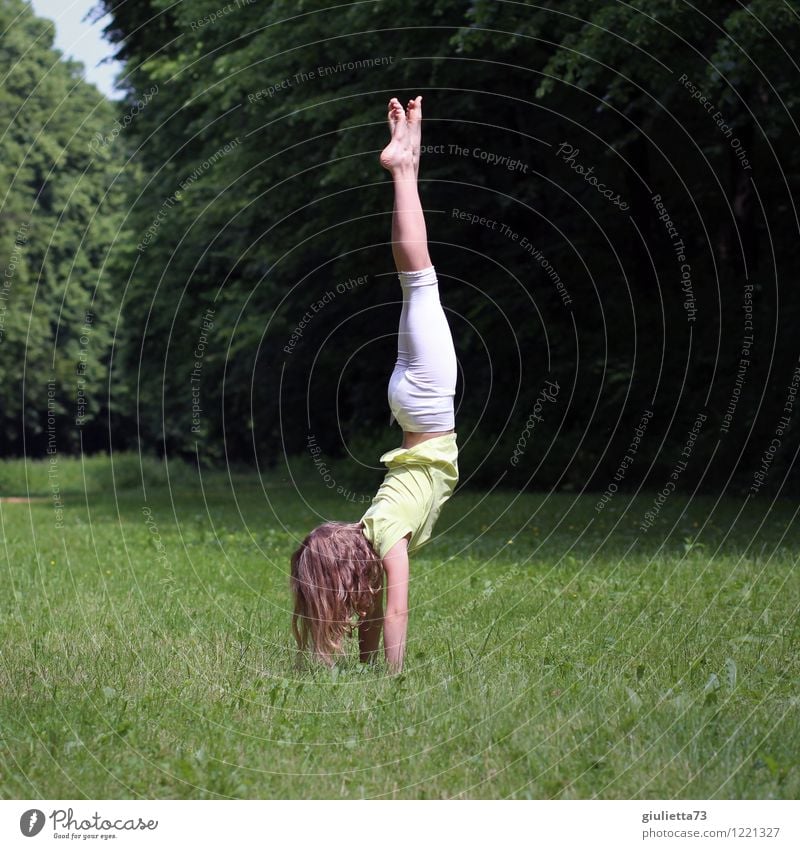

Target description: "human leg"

left=381, top=97, right=456, bottom=438
left=391, top=267, right=456, bottom=434
left=380, top=96, right=431, bottom=272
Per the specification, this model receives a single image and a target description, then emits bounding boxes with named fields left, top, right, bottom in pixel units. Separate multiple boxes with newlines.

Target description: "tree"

left=0, top=0, right=126, bottom=457
left=95, top=0, right=800, bottom=494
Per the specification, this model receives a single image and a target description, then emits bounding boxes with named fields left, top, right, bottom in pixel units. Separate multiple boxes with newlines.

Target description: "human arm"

left=358, top=569, right=384, bottom=663
left=382, top=533, right=411, bottom=673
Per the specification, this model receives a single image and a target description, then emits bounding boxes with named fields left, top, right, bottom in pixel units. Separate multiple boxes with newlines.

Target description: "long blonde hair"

left=289, top=521, right=382, bottom=665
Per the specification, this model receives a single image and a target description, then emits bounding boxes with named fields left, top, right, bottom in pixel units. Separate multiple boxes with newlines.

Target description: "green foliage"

left=0, top=0, right=126, bottom=454
left=97, top=0, right=497, bottom=462
left=5, top=0, right=790, bottom=497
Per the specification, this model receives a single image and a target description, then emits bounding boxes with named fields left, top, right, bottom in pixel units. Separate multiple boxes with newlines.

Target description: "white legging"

left=388, top=265, right=456, bottom=432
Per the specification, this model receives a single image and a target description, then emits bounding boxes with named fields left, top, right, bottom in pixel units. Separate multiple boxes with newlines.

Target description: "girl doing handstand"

left=290, top=96, right=458, bottom=673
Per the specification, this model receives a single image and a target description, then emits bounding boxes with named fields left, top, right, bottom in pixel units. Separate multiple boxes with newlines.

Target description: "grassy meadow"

left=0, top=454, right=798, bottom=799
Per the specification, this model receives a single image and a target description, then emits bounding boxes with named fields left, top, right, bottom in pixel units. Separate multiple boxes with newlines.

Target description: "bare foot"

left=387, top=96, right=401, bottom=136
left=406, top=95, right=422, bottom=176
left=380, top=97, right=414, bottom=172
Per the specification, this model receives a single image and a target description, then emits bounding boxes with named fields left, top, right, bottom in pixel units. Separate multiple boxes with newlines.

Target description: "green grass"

left=0, top=455, right=798, bottom=798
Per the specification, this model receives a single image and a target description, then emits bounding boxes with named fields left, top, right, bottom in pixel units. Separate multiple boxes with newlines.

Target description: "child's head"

left=289, top=521, right=382, bottom=665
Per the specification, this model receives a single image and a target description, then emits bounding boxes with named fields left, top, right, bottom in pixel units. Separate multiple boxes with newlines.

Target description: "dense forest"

left=0, top=0, right=125, bottom=455
left=2, top=0, right=799, bottom=496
